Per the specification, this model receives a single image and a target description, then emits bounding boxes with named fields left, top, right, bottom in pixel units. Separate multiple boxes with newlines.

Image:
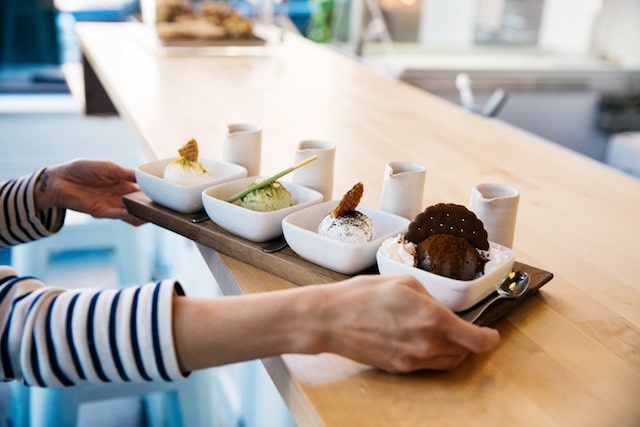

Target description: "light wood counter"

left=77, top=22, right=640, bottom=427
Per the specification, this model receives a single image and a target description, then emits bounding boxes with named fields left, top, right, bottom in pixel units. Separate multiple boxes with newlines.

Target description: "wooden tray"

left=124, top=192, right=553, bottom=325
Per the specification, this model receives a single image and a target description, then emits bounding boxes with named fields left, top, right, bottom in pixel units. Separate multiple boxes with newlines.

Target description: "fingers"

left=109, top=163, right=137, bottom=184
left=391, top=353, right=469, bottom=373
left=328, top=275, right=501, bottom=373
left=386, top=274, right=501, bottom=354
left=100, top=208, right=146, bottom=226
left=65, top=159, right=137, bottom=186
left=441, top=312, right=501, bottom=353
left=123, top=216, right=146, bottom=227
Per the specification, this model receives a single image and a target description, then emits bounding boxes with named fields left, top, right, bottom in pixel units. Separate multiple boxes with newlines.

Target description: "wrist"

left=290, top=283, right=338, bottom=355
left=34, top=166, right=60, bottom=211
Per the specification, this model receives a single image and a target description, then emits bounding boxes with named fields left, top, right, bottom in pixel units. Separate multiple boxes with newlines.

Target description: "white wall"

left=0, top=95, right=145, bottom=179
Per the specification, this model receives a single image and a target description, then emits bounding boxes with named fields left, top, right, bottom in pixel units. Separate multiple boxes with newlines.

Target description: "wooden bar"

left=78, top=22, right=640, bottom=426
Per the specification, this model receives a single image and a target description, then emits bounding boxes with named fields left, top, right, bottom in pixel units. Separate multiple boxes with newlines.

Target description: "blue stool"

left=606, top=132, right=640, bottom=178
left=11, top=210, right=152, bottom=286
left=25, top=371, right=216, bottom=427
left=9, top=212, right=217, bottom=427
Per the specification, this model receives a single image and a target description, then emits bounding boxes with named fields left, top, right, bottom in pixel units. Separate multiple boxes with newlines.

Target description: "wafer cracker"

left=178, top=138, right=199, bottom=162
left=405, top=203, right=489, bottom=250
left=332, top=182, right=364, bottom=218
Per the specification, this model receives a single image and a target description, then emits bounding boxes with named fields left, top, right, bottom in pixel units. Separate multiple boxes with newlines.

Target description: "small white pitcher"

left=380, top=161, right=426, bottom=220
left=292, top=140, right=336, bottom=201
left=222, top=123, right=262, bottom=176
left=469, top=183, right=520, bottom=248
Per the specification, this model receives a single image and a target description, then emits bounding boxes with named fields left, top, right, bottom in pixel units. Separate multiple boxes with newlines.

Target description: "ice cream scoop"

left=164, top=138, right=213, bottom=186
left=239, top=180, right=293, bottom=212
left=164, top=157, right=212, bottom=186
left=317, top=211, right=374, bottom=244
left=317, top=181, right=374, bottom=244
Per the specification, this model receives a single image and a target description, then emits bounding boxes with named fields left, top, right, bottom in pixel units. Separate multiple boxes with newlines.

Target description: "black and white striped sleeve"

left=0, top=168, right=66, bottom=249
left=0, top=266, right=189, bottom=386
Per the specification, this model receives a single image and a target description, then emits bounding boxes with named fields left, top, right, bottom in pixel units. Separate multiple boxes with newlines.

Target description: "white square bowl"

left=202, top=176, right=323, bottom=242
left=135, top=157, right=247, bottom=214
left=282, top=201, right=411, bottom=275
left=376, top=241, right=515, bottom=312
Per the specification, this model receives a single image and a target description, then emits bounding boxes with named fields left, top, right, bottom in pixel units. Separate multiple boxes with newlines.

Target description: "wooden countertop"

left=77, top=22, right=640, bottom=426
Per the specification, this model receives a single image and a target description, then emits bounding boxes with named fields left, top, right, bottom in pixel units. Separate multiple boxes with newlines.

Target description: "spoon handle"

left=262, top=237, right=288, bottom=253
left=458, top=294, right=502, bottom=324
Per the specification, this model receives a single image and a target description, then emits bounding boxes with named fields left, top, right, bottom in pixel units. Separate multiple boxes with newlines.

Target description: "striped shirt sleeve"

left=0, top=266, right=189, bottom=386
left=0, top=170, right=189, bottom=386
left=0, top=168, right=66, bottom=248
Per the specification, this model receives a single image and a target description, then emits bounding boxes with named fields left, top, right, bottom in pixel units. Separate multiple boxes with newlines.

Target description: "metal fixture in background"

left=455, top=72, right=509, bottom=117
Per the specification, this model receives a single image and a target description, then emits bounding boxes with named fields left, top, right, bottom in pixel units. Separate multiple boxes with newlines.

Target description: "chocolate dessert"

left=405, top=203, right=489, bottom=280
left=416, top=234, right=482, bottom=281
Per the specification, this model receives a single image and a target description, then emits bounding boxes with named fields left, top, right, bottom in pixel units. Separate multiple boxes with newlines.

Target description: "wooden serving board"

left=124, top=191, right=553, bottom=326
left=124, top=191, right=352, bottom=285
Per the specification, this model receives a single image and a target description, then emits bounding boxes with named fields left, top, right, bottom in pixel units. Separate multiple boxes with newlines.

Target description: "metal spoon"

left=190, top=212, right=209, bottom=223
left=262, top=237, right=288, bottom=253
left=459, top=271, right=530, bottom=323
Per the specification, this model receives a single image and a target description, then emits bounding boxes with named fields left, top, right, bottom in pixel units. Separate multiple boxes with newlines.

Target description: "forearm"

left=172, top=285, right=327, bottom=371
left=0, top=265, right=186, bottom=385
left=0, top=168, right=65, bottom=247
left=173, top=275, right=500, bottom=374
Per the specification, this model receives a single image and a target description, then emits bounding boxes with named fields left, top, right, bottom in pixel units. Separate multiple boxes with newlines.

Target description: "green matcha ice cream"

left=239, top=180, right=293, bottom=212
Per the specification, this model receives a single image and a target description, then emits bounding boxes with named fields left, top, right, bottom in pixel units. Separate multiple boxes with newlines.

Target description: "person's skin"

left=173, top=276, right=500, bottom=373
left=34, top=159, right=144, bottom=226
left=33, top=159, right=501, bottom=373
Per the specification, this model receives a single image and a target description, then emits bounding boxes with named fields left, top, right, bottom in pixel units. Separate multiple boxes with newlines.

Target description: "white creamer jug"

left=469, top=183, right=520, bottom=248
left=222, top=123, right=262, bottom=176
left=292, top=140, right=335, bottom=201
left=380, top=161, right=426, bottom=220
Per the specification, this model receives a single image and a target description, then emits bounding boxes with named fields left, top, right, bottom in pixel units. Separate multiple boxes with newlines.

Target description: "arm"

left=0, top=266, right=186, bottom=386
left=33, top=159, right=143, bottom=226
left=0, top=159, right=143, bottom=248
left=1, top=268, right=498, bottom=384
left=2, top=160, right=498, bottom=380
left=173, top=274, right=500, bottom=373
left=0, top=168, right=66, bottom=247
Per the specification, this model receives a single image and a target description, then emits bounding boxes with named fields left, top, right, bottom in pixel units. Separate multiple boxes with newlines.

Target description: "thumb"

left=446, top=316, right=501, bottom=353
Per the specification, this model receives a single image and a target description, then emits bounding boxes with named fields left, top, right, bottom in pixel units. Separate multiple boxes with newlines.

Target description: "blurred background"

left=2, top=0, right=639, bottom=167
left=0, top=0, right=638, bottom=426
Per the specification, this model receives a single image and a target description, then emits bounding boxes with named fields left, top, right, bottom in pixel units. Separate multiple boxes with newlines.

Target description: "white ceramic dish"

left=282, top=201, right=411, bottom=275
left=202, top=176, right=323, bottom=242
left=376, top=241, right=515, bottom=312
left=136, top=157, right=247, bottom=214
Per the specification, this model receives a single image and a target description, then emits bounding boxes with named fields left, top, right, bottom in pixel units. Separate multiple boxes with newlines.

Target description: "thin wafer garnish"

left=332, top=182, right=364, bottom=218
left=405, top=203, right=489, bottom=251
left=178, top=138, right=199, bottom=162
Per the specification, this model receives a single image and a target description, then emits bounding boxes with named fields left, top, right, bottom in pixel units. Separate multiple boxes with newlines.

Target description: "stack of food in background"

left=155, top=0, right=254, bottom=41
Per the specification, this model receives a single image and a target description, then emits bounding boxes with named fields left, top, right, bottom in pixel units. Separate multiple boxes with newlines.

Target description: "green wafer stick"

left=226, top=155, right=318, bottom=203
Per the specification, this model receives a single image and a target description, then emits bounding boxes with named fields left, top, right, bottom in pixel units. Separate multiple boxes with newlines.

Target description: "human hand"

left=172, top=274, right=499, bottom=373
left=314, top=274, right=500, bottom=373
left=34, top=159, right=144, bottom=226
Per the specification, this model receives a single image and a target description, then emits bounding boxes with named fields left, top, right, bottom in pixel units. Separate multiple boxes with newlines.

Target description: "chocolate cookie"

left=405, top=203, right=489, bottom=250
